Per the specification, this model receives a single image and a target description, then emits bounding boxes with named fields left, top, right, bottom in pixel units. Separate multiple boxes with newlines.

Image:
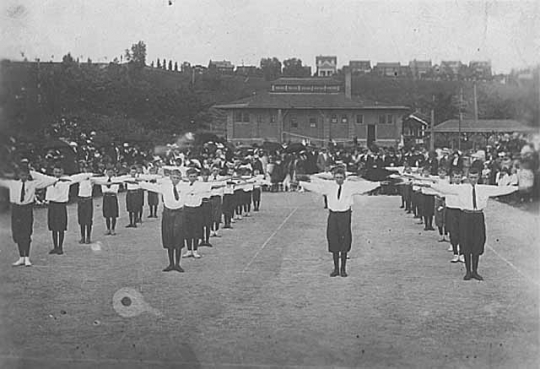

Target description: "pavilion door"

left=367, top=124, right=376, bottom=146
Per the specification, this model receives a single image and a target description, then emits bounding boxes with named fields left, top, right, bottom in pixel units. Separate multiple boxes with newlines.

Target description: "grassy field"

left=0, top=192, right=538, bottom=368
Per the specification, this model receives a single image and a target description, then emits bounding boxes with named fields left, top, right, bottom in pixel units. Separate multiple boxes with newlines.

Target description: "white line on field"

left=486, top=243, right=540, bottom=287
left=241, top=206, right=299, bottom=273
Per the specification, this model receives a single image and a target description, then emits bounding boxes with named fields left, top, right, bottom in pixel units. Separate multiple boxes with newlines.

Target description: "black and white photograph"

left=0, top=0, right=539, bottom=367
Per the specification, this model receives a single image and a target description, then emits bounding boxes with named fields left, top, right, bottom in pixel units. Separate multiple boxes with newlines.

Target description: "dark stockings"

left=52, top=231, right=65, bottom=250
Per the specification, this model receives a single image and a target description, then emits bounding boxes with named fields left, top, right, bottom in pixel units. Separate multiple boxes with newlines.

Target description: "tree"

left=156, top=59, right=161, bottom=68
left=260, top=57, right=282, bottom=81
left=168, top=60, right=173, bottom=71
left=124, top=40, right=147, bottom=68
left=282, top=58, right=310, bottom=77
left=150, top=61, right=154, bottom=68
left=162, top=59, right=167, bottom=70
left=174, top=62, right=179, bottom=72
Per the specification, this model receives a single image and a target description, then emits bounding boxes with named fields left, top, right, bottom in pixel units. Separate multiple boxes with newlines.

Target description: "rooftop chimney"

left=344, top=66, right=352, bottom=99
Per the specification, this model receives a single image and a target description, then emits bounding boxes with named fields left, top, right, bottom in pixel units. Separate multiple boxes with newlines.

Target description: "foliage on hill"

left=1, top=54, right=537, bottom=152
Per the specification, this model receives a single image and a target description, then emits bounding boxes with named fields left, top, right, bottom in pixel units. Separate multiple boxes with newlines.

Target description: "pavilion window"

left=242, top=113, right=250, bottom=122
left=341, top=115, right=348, bottom=123
left=309, top=117, right=317, bottom=128
left=331, top=114, right=338, bottom=123
left=378, top=114, right=386, bottom=124
left=356, top=114, right=364, bottom=124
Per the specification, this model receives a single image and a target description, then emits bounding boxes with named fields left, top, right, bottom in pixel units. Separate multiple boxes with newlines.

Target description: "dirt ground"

left=0, top=192, right=538, bottom=368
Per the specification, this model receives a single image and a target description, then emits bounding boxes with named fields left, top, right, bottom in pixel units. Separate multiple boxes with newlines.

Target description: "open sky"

left=1, top=0, right=538, bottom=73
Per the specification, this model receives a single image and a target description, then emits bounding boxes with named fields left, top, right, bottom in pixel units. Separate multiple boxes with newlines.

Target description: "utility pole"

left=458, top=87, right=463, bottom=151
left=430, top=95, right=435, bottom=152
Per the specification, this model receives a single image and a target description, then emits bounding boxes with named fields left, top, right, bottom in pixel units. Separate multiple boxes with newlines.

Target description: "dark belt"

left=103, top=193, right=117, bottom=197
left=127, top=190, right=139, bottom=193
left=329, top=209, right=351, bottom=214
left=463, top=209, right=483, bottom=214
left=50, top=201, right=68, bottom=205
left=78, top=196, right=92, bottom=200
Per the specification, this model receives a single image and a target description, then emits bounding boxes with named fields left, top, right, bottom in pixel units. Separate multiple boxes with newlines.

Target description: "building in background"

left=469, top=61, right=492, bottom=80
left=208, top=60, right=235, bottom=74
left=215, top=71, right=409, bottom=147
left=409, top=60, right=432, bottom=79
left=374, top=62, right=402, bottom=77
left=349, top=60, right=371, bottom=75
left=315, top=56, right=337, bottom=77
left=235, top=65, right=260, bottom=76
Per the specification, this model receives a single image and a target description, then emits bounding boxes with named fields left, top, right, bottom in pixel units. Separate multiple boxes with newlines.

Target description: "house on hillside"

left=374, top=62, right=401, bottom=77
left=236, top=65, right=260, bottom=77
left=214, top=72, right=409, bottom=147
left=469, top=61, right=492, bottom=80
left=439, top=61, right=462, bottom=80
left=209, top=60, right=234, bottom=74
left=409, top=60, right=432, bottom=79
left=316, top=56, right=337, bottom=77
left=349, top=60, right=371, bottom=75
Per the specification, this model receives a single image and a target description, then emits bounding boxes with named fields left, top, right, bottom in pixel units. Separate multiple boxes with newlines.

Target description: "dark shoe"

left=57, top=249, right=64, bottom=255
left=463, top=272, right=472, bottom=281
left=49, top=248, right=58, bottom=255
left=330, top=270, right=339, bottom=277
left=340, top=269, right=348, bottom=277
left=162, top=265, right=175, bottom=272
left=78, top=238, right=85, bottom=244
left=399, top=205, right=404, bottom=209
left=174, top=265, right=185, bottom=273
left=426, top=227, right=435, bottom=231
left=223, top=225, right=232, bottom=229
left=148, top=215, right=153, bottom=218
left=85, top=239, right=92, bottom=244
left=154, top=215, right=158, bottom=218
left=132, top=223, right=137, bottom=228
left=201, top=243, right=213, bottom=248
left=471, top=272, right=483, bottom=281
left=406, top=210, right=412, bottom=214
left=126, top=224, right=134, bottom=228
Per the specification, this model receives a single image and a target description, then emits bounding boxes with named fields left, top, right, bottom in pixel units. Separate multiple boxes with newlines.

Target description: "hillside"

left=1, top=60, right=537, bottom=149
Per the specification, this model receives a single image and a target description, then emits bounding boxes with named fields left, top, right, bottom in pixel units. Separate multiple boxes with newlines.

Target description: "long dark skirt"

left=11, top=203, right=33, bottom=244
left=210, top=196, right=222, bottom=224
left=184, top=206, right=202, bottom=239
left=103, top=194, right=119, bottom=218
left=222, top=194, right=234, bottom=217
left=77, top=197, right=93, bottom=225
left=326, top=210, right=352, bottom=253
left=48, top=201, right=67, bottom=231
left=459, top=212, right=486, bottom=256
left=200, top=200, right=212, bottom=227
left=252, top=188, right=261, bottom=202
left=126, top=191, right=141, bottom=212
left=161, top=207, right=185, bottom=249
left=233, top=190, right=243, bottom=209
left=445, top=207, right=461, bottom=247
left=434, top=197, right=445, bottom=228
left=412, top=191, right=423, bottom=216
left=243, top=190, right=252, bottom=206
left=148, top=192, right=159, bottom=206
left=422, top=194, right=435, bottom=217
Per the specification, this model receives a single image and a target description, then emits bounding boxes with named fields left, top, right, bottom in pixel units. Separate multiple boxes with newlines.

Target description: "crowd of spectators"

left=1, top=120, right=539, bottom=211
